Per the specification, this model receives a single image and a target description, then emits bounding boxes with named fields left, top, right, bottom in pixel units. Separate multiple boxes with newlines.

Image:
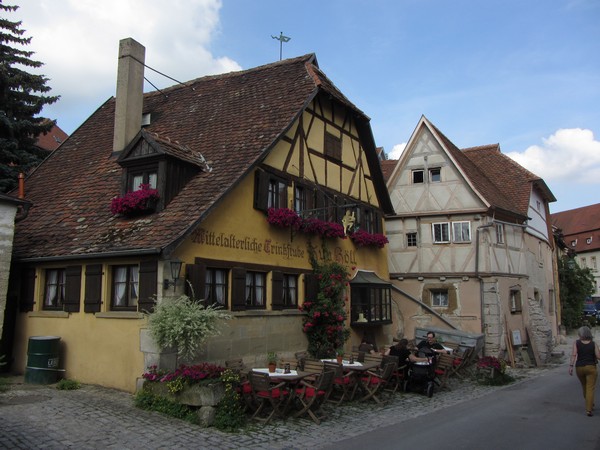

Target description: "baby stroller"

left=404, top=348, right=436, bottom=397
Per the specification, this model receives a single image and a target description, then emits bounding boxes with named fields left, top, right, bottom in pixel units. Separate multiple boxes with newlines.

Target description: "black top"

left=576, top=340, right=597, bottom=367
left=389, top=346, right=411, bottom=364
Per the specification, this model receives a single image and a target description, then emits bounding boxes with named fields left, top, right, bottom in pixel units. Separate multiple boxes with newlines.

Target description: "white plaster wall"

left=0, top=203, right=18, bottom=338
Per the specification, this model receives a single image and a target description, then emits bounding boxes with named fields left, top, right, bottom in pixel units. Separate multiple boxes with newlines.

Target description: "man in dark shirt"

left=417, top=331, right=446, bottom=356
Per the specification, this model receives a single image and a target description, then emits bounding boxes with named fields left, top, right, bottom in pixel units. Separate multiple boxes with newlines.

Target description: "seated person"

left=417, top=331, right=446, bottom=356
left=385, top=338, right=431, bottom=364
left=358, top=338, right=378, bottom=354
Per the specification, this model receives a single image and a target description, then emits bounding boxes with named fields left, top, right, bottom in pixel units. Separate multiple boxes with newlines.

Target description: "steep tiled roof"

left=35, top=122, right=68, bottom=152
left=551, top=203, right=600, bottom=253
left=380, top=159, right=397, bottom=182
left=15, top=54, right=382, bottom=260
left=427, top=120, right=554, bottom=219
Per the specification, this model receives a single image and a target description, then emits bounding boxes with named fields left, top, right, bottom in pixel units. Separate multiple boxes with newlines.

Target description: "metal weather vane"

left=271, top=31, right=291, bottom=61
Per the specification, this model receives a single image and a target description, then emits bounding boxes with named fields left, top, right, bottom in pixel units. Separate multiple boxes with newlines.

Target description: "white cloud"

left=506, top=128, right=600, bottom=184
left=388, top=142, right=407, bottom=160
left=13, top=0, right=241, bottom=132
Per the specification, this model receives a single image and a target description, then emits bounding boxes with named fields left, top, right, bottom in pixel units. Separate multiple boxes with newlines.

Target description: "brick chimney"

left=113, top=38, right=145, bottom=153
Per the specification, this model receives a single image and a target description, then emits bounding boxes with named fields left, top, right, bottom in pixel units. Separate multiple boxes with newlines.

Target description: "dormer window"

left=571, top=239, right=577, bottom=247
left=129, top=169, right=157, bottom=191
left=587, top=237, right=593, bottom=245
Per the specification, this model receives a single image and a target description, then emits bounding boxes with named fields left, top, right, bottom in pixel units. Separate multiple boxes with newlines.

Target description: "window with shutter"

left=43, top=268, right=66, bottom=310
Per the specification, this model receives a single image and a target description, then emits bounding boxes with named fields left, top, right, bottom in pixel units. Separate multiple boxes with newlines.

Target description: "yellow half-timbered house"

left=7, top=39, right=394, bottom=392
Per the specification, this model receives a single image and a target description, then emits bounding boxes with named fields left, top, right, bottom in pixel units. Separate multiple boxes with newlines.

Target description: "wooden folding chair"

left=248, top=371, right=290, bottom=424
left=293, top=369, right=335, bottom=424
left=359, top=361, right=397, bottom=404
left=381, top=355, right=402, bottom=393
left=434, top=353, right=454, bottom=390
left=323, top=361, right=354, bottom=404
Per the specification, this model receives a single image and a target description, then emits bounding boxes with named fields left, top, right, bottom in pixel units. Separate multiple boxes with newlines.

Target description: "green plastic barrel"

left=24, top=336, right=61, bottom=384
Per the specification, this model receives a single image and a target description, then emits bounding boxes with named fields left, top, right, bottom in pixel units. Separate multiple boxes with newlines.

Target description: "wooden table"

left=321, top=360, right=380, bottom=400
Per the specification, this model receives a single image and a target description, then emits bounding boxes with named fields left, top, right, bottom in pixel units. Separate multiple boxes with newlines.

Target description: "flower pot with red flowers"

left=111, top=184, right=159, bottom=217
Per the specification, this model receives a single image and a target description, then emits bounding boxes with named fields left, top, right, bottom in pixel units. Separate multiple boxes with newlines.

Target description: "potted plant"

left=267, top=352, right=278, bottom=373
left=336, top=348, right=345, bottom=364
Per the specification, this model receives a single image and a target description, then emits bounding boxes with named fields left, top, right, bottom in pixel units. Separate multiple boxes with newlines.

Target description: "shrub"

left=146, top=295, right=232, bottom=362
left=213, top=369, right=246, bottom=432
left=56, top=379, right=81, bottom=390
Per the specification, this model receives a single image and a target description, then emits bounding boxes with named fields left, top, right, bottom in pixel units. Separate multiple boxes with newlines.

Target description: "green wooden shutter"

left=84, top=264, right=103, bottom=313
left=138, top=261, right=157, bottom=313
left=19, top=267, right=36, bottom=312
left=231, top=267, right=246, bottom=311
left=185, top=263, right=206, bottom=303
left=304, top=273, right=319, bottom=303
left=271, top=271, right=284, bottom=310
left=63, top=265, right=82, bottom=313
left=253, top=169, right=269, bottom=212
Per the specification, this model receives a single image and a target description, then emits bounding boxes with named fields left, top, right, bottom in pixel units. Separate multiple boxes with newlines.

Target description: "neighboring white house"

left=383, top=116, right=559, bottom=362
left=552, top=203, right=600, bottom=299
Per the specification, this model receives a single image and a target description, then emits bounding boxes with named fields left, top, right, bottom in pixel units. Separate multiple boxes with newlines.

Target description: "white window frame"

left=452, top=221, right=471, bottom=243
left=495, top=223, right=504, bottom=244
left=429, top=167, right=441, bottom=182
left=431, top=290, right=449, bottom=307
left=406, top=232, right=418, bottom=247
left=432, top=222, right=450, bottom=243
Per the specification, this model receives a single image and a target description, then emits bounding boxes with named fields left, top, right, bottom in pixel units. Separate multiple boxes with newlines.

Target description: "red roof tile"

left=13, top=54, right=390, bottom=260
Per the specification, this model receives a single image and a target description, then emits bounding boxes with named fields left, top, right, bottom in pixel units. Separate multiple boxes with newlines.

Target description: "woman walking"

left=569, top=326, right=600, bottom=416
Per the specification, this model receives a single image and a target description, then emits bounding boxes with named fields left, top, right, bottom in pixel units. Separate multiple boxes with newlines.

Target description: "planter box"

left=142, top=380, right=225, bottom=427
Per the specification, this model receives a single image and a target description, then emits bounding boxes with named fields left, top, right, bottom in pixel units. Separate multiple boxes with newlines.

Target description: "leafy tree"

left=559, top=256, right=595, bottom=329
left=0, top=1, right=59, bottom=193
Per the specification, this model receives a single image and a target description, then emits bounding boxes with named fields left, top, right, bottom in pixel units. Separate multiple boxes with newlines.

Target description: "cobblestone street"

left=0, top=336, right=572, bottom=450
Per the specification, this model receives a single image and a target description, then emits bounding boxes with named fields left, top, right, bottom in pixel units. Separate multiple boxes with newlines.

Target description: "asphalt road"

left=327, top=364, right=600, bottom=450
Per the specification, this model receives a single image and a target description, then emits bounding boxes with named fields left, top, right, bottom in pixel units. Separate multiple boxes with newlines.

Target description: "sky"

left=11, top=0, right=600, bottom=213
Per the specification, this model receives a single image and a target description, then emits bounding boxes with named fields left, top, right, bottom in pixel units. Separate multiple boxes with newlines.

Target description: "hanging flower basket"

left=348, top=229, right=389, bottom=248
left=111, top=184, right=159, bottom=217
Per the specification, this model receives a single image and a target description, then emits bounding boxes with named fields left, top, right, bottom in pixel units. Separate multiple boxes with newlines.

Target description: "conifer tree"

left=0, top=1, right=59, bottom=193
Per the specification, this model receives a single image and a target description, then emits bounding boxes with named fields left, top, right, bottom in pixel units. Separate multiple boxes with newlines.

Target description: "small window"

left=452, top=221, right=471, bottom=243
left=112, top=265, right=139, bottom=310
left=571, top=239, right=577, bottom=247
left=510, top=290, right=522, bottom=313
left=581, top=257, right=587, bottom=268
left=432, top=222, right=450, bottom=243
left=407, top=232, right=418, bottom=247
left=44, top=268, right=65, bottom=310
left=495, top=223, right=504, bottom=244
left=591, top=256, right=597, bottom=270
left=431, top=290, right=449, bottom=307
left=205, top=268, right=228, bottom=307
left=587, top=237, right=593, bottom=245
left=268, top=179, right=287, bottom=209
left=429, top=168, right=441, bottom=182
left=283, top=274, right=298, bottom=307
left=245, top=271, right=266, bottom=307
left=294, top=184, right=314, bottom=216
left=129, top=170, right=157, bottom=191
left=412, top=170, right=424, bottom=184
left=324, top=132, right=342, bottom=161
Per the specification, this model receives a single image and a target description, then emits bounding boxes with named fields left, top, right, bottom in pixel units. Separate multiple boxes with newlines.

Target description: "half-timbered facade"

left=7, top=39, right=393, bottom=391
left=385, top=116, right=559, bottom=361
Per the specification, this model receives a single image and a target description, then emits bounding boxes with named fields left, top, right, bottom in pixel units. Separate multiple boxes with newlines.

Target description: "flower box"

left=111, top=184, right=159, bottom=217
